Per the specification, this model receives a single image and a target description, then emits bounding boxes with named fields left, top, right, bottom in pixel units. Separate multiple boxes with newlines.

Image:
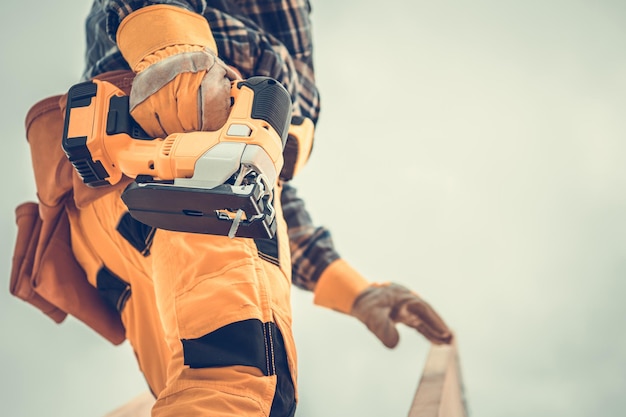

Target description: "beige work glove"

left=314, top=259, right=453, bottom=348
left=116, top=5, right=240, bottom=137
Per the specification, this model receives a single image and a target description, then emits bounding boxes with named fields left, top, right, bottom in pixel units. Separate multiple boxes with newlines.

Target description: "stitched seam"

left=263, top=323, right=271, bottom=376
left=265, top=322, right=276, bottom=376
left=116, top=285, right=132, bottom=312
left=141, top=227, right=156, bottom=256
left=258, top=252, right=279, bottom=266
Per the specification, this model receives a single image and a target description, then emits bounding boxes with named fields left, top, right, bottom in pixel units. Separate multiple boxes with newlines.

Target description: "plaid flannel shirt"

left=82, top=0, right=339, bottom=291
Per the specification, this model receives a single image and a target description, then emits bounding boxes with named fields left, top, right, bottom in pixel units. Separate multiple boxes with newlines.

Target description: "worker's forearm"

left=281, top=183, right=340, bottom=292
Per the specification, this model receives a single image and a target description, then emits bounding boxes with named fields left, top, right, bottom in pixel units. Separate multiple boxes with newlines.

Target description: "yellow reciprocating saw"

left=62, top=77, right=313, bottom=239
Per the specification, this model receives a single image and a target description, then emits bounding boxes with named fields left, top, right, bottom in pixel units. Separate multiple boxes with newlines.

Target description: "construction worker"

left=15, top=1, right=452, bottom=416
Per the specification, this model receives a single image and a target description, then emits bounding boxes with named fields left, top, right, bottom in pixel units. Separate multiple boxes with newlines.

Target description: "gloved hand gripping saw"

left=62, top=77, right=313, bottom=239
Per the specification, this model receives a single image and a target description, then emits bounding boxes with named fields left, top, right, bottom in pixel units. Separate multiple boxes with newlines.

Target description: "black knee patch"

left=181, top=319, right=296, bottom=416
left=182, top=319, right=273, bottom=374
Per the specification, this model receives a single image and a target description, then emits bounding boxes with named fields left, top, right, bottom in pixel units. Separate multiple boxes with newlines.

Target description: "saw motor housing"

left=62, top=77, right=301, bottom=239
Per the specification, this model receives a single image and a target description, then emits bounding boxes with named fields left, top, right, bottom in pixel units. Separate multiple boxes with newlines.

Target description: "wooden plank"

left=407, top=341, right=468, bottom=417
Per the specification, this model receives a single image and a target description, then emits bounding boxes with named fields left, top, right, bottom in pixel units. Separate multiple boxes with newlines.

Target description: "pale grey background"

left=2, top=1, right=626, bottom=416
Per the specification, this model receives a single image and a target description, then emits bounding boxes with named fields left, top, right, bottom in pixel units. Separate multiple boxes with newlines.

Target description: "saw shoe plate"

left=121, top=181, right=276, bottom=239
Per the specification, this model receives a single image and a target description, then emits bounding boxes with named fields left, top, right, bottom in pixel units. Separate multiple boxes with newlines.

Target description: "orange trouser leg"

left=67, top=190, right=170, bottom=394
left=67, top=188, right=297, bottom=416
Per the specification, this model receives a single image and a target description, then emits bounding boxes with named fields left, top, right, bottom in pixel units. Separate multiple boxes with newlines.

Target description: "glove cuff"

left=313, top=259, right=370, bottom=314
left=117, top=5, right=218, bottom=72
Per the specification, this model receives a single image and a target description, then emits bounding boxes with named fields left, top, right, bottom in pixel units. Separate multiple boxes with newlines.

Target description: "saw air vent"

left=161, top=136, right=176, bottom=157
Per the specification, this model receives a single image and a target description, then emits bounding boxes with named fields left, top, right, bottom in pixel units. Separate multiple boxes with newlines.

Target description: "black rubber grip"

left=239, top=77, right=292, bottom=147
left=107, top=95, right=151, bottom=140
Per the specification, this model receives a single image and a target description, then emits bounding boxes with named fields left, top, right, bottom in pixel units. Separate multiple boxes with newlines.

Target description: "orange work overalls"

left=12, top=70, right=298, bottom=417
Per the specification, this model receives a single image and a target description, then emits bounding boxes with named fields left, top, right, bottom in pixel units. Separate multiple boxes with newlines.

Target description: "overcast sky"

left=2, top=1, right=626, bottom=416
